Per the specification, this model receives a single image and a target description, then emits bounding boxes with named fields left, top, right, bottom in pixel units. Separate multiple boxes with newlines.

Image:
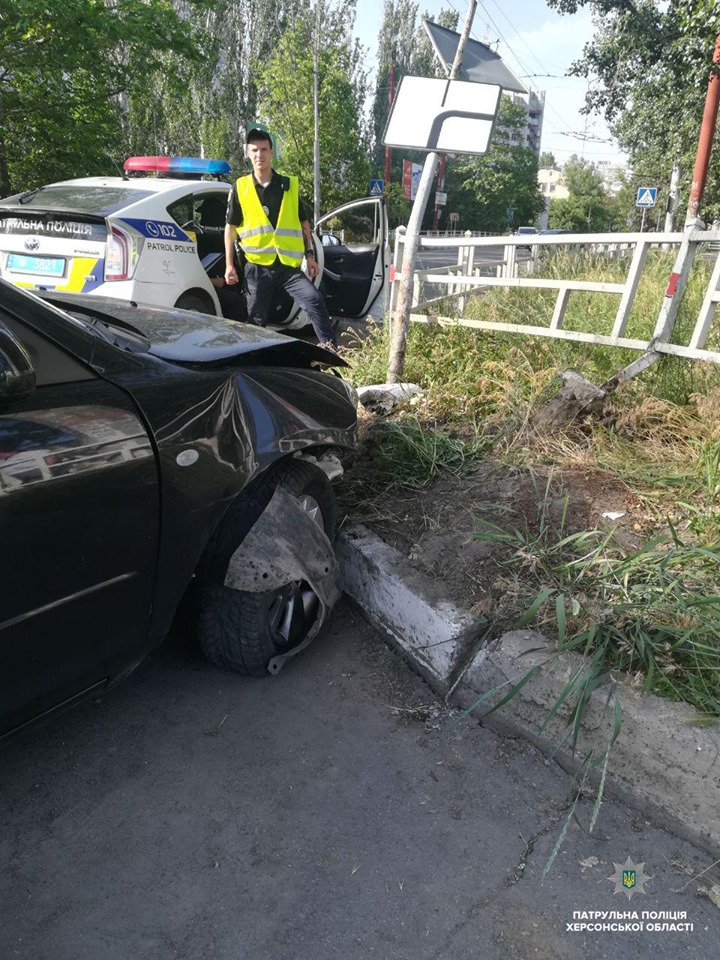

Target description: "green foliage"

left=0, top=0, right=208, bottom=194
left=371, top=2, right=458, bottom=168
left=546, top=0, right=720, bottom=223
left=122, top=0, right=304, bottom=176
left=444, top=99, right=545, bottom=232
left=548, top=155, right=619, bottom=231
left=384, top=181, right=412, bottom=229
left=339, top=416, right=486, bottom=515
left=255, top=0, right=370, bottom=211
left=539, top=151, right=557, bottom=169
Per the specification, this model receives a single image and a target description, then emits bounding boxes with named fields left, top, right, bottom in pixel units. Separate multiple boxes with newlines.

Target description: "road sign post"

left=369, top=179, right=384, bottom=197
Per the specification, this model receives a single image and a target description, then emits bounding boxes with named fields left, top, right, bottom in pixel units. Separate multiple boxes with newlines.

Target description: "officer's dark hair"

left=246, top=128, right=273, bottom=148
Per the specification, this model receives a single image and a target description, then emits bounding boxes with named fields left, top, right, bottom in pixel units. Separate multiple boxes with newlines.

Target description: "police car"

left=0, top=157, right=389, bottom=331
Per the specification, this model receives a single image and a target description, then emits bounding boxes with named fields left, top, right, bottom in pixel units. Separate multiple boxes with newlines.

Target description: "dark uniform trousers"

left=244, top=262, right=336, bottom=345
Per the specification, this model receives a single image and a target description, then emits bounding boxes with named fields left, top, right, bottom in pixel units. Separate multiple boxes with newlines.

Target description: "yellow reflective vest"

left=234, top=174, right=305, bottom=267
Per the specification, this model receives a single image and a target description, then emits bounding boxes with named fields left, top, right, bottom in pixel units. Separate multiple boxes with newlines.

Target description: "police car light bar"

left=123, top=156, right=232, bottom=176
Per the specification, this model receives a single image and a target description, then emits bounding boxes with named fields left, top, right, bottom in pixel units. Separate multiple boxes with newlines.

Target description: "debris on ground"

left=532, top=370, right=608, bottom=432
left=356, top=382, right=424, bottom=413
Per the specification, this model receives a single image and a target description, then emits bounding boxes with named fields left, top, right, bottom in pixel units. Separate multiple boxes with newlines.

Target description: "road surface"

left=1, top=602, right=717, bottom=959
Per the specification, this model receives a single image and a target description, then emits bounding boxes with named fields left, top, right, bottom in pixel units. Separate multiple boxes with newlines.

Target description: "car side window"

left=322, top=210, right=377, bottom=246
left=167, top=196, right=194, bottom=230
left=194, top=193, right=229, bottom=232
left=0, top=312, right=94, bottom=386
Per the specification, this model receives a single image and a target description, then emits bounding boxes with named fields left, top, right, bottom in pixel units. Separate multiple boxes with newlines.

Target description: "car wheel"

left=196, top=460, right=337, bottom=676
left=175, top=292, right=211, bottom=312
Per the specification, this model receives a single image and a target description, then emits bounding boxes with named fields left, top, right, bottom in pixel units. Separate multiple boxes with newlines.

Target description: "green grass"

left=473, top=488, right=720, bottom=716
left=346, top=250, right=720, bottom=867
left=338, top=417, right=489, bottom=521
left=345, top=249, right=720, bottom=717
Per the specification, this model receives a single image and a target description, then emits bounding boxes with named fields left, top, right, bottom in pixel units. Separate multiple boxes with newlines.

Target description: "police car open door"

left=315, top=196, right=389, bottom=319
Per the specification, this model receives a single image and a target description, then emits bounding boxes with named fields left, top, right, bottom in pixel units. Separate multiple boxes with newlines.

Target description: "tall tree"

left=444, top=99, right=545, bottom=232
left=371, top=3, right=458, bottom=169
left=547, top=0, right=720, bottom=222
left=122, top=0, right=303, bottom=173
left=255, top=0, right=370, bottom=211
left=548, top=155, right=619, bottom=231
left=0, top=0, right=208, bottom=195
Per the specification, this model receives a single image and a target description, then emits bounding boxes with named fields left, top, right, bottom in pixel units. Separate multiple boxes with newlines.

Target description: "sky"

left=353, top=0, right=627, bottom=169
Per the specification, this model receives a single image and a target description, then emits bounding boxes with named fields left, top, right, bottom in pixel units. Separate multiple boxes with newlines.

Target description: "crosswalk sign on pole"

left=636, top=187, right=657, bottom=208
left=369, top=179, right=384, bottom=196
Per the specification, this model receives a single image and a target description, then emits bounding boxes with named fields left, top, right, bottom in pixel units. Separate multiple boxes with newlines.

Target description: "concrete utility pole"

left=387, top=0, right=477, bottom=383
left=313, top=0, right=321, bottom=225
left=686, top=32, right=720, bottom=226
left=664, top=163, right=682, bottom=233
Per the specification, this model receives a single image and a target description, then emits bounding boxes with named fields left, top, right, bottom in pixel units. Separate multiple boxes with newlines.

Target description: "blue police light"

left=124, top=157, right=232, bottom=176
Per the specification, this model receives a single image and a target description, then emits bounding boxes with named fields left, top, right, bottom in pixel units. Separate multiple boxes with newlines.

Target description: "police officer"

left=224, top=128, right=338, bottom=350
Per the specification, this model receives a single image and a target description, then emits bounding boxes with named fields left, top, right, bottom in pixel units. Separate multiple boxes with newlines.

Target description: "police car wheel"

left=195, top=461, right=337, bottom=677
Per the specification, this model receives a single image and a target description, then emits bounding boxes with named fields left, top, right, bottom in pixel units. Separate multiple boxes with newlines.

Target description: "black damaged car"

left=0, top=280, right=357, bottom=738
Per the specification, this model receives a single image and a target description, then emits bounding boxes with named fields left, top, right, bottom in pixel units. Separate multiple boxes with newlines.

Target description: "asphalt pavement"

left=1, top=601, right=718, bottom=960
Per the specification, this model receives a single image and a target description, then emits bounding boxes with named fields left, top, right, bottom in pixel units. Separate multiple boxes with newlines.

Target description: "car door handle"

left=334, top=257, right=344, bottom=265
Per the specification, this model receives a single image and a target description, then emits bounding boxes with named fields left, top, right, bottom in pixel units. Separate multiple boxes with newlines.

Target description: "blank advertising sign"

left=383, top=76, right=501, bottom=156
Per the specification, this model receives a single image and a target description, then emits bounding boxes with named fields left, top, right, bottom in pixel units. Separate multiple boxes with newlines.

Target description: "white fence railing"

left=389, top=227, right=720, bottom=366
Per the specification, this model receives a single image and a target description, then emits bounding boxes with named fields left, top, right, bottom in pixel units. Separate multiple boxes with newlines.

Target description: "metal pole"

left=640, top=207, right=646, bottom=233
left=384, top=63, right=395, bottom=186
left=686, top=32, right=720, bottom=226
left=433, top=152, right=446, bottom=231
left=387, top=0, right=477, bottom=383
left=313, top=0, right=321, bottom=224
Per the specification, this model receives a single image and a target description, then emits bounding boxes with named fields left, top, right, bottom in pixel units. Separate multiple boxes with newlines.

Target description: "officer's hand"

left=225, top=265, right=239, bottom=285
left=306, top=255, right=320, bottom=279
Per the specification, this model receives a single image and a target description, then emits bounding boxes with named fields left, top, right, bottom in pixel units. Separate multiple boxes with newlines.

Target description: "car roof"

left=50, top=176, right=228, bottom=194
left=0, top=176, right=231, bottom=218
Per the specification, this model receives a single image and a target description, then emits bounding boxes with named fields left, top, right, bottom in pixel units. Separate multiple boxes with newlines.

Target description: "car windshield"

left=0, top=185, right=155, bottom=217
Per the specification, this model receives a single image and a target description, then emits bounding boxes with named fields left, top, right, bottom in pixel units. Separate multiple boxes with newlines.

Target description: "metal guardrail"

left=418, top=229, right=495, bottom=238
left=389, top=227, right=720, bottom=365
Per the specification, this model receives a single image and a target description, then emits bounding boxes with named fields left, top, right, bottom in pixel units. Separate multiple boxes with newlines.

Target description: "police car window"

left=0, top=186, right=154, bottom=217
left=323, top=210, right=377, bottom=246
left=195, top=194, right=228, bottom=230
left=167, top=197, right=194, bottom=230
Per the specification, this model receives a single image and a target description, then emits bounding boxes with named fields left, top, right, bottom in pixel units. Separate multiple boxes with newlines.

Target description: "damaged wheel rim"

left=267, top=492, right=323, bottom=649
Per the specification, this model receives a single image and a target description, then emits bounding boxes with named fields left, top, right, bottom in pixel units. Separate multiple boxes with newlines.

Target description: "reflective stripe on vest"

left=235, top=175, right=305, bottom=267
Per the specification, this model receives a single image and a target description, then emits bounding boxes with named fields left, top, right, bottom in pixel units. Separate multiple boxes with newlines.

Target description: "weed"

left=462, top=472, right=720, bottom=870
left=339, top=416, right=489, bottom=520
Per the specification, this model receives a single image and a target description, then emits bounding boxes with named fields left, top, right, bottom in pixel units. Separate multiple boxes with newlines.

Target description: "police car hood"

left=41, top=292, right=346, bottom=366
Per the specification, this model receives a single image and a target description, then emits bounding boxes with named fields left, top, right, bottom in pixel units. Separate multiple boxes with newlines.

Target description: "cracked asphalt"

left=1, top=600, right=718, bottom=959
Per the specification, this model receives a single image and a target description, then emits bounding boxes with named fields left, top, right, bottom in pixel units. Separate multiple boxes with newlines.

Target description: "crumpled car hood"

left=39, top=291, right=346, bottom=366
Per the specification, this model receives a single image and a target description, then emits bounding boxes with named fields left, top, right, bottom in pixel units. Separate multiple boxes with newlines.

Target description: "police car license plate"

left=7, top=253, right=65, bottom=276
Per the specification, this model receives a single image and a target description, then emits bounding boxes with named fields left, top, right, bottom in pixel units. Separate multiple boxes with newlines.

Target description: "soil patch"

left=341, top=421, right=647, bottom=628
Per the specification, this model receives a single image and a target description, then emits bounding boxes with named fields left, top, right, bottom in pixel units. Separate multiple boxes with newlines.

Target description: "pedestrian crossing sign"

left=369, top=179, right=384, bottom=196
left=636, top=187, right=657, bottom=208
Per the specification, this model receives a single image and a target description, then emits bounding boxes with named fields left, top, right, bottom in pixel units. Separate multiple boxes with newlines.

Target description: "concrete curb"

left=337, top=524, right=720, bottom=855
left=336, top=525, right=484, bottom=693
